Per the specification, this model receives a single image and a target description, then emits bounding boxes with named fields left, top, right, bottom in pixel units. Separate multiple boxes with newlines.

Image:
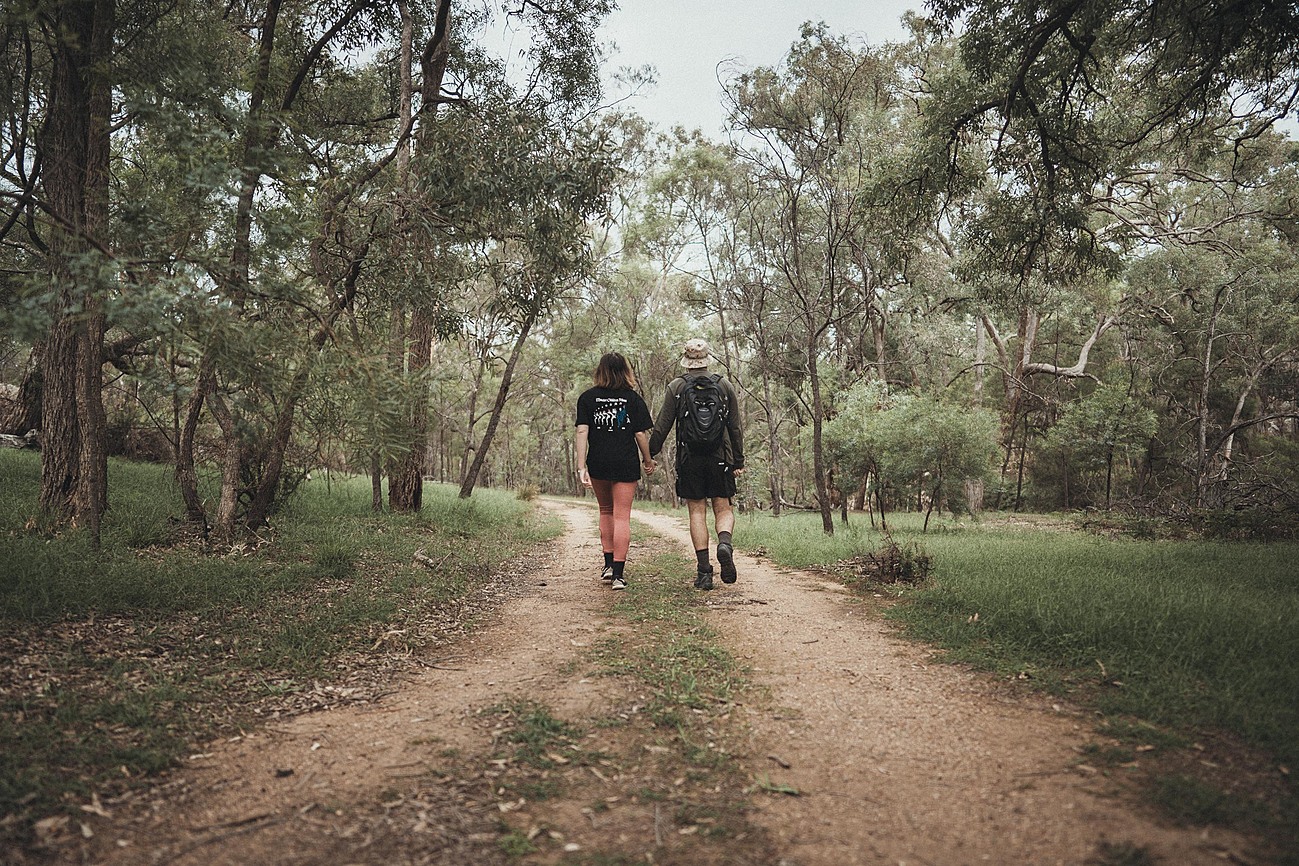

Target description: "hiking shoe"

left=600, top=565, right=614, bottom=581
left=611, top=576, right=627, bottom=591
left=717, top=541, right=737, bottom=584
left=694, top=567, right=714, bottom=591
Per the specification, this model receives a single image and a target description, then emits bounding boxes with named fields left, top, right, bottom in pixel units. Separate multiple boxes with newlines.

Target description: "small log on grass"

left=0, top=431, right=39, bottom=449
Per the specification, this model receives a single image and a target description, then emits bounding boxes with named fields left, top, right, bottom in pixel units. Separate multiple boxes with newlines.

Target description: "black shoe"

left=717, top=541, right=737, bottom=584
left=600, top=565, right=614, bottom=581
left=694, top=567, right=714, bottom=591
left=611, top=576, right=627, bottom=591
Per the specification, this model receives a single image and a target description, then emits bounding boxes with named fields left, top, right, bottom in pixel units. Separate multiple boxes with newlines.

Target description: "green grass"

left=735, top=508, right=1299, bottom=769
left=0, top=450, right=560, bottom=840
left=596, top=550, right=744, bottom=733
left=487, top=698, right=585, bottom=771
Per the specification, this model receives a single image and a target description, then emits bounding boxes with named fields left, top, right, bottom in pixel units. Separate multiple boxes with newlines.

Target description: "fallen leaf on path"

left=80, top=794, right=112, bottom=818
left=33, top=816, right=69, bottom=843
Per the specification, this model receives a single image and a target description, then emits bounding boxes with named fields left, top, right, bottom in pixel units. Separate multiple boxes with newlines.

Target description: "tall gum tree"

left=726, top=26, right=934, bottom=533
left=34, top=0, right=114, bottom=541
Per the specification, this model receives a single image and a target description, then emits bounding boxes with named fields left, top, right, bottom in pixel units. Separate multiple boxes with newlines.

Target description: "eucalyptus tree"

left=1124, top=179, right=1299, bottom=507
left=1043, top=381, right=1158, bottom=509
left=826, top=379, right=998, bottom=530
left=372, top=0, right=615, bottom=505
left=0, top=0, right=116, bottom=539
left=433, top=104, right=616, bottom=499
left=926, top=0, right=1299, bottom=512
left=725, top=25, right=934, bottom=533
left=931, top=0, right=1299, bottom=183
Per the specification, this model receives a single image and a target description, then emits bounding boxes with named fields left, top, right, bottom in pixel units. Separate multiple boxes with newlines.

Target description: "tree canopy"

left=1, top=1, right=1295, bottom=541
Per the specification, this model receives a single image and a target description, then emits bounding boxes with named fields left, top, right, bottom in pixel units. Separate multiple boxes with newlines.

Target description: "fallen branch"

left=0, top=431, right=39, bottom=449
left=412, top=547, right=451, bottom=570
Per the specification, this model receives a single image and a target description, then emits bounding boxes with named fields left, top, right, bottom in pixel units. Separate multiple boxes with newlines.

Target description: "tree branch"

left=1023, top=315, right=1117, bottom=378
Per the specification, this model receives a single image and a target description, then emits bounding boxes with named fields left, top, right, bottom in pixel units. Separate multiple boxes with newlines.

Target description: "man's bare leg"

left=713, top=497, right=737, bottom=583
left=687, top=498, right=710, bottom=550
left=712, top=497, right=734, bottom=535
left=686, top=498, right=714, bottom=589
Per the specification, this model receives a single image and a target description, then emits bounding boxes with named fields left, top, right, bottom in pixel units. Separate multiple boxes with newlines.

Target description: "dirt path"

left=69, top=500, right=1256, bottom=865
left=631, top=508, right=1256, bottom=865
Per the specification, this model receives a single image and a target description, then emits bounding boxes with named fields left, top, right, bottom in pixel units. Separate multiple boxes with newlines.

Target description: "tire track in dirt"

left=631, top=507, right=1258, bottom=866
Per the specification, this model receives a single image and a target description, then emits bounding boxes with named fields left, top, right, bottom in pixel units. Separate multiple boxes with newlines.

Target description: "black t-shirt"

left=575, top=386, right=654, bottom=482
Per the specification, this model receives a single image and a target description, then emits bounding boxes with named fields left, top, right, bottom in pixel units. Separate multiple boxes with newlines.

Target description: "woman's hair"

left=594, top=352, right=637, bottom=390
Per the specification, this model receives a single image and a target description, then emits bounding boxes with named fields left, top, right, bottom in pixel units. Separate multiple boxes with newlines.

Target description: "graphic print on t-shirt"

left=593, top=397, right=629, bottom=432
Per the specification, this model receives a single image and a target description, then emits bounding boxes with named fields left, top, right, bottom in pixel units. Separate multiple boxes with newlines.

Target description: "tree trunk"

left=807, top=338, right=834, bottom=535
left=38, top=0, right=113, bottom=542
left=761, top=366, right=783, bottom=517
left=1105, top=449, right=1114, bottom=509
left=1, top=347, right=43, bottom=435
left=875, top=476, right=888, bottom=532
left=459, top=311, right=535, bottom=498
left=175, top=360, right=213, bottom=526
left=1194, top=286, right=1228, bottom=507
left=391, top=308, right=433, bottom=511
left=207, top=383, right=242, bottom=541
left=202, top=0, right=280, bottom=535
left=923, top=471, right=940, bottom=532
left=387, top=0, right=451, bottom=510
left=245, top=244, right=370, bottom=528
left=370, top=451, right=383, bottom=512
left=244, top=368, right=308, bottom=529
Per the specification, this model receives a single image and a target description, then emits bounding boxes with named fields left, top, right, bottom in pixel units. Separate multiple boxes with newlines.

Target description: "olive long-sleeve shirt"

left=648, top=372, right=744, bottom=469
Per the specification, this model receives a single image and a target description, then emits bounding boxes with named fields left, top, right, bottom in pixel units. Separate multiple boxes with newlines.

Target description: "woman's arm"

left=574, top=424, right=592, bottom=487
left=635, top=430, right=655, bottom=473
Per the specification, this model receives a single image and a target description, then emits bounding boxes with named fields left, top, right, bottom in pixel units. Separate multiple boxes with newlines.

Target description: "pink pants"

left=590, top=478, right=636, bottom=561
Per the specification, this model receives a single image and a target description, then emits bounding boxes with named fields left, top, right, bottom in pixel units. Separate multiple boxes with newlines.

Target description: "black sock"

left=696, top=548, right=710, bottom=569
left=718, top=531, right=732, bottom=546
left=613, top=561, right=625, bottom=578
left=604, top=551, right=614, bottom=568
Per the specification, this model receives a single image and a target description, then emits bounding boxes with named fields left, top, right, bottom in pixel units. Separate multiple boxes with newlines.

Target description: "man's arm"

left=647, top=379, right=679, bottom=457
left=726, top=380, right=744, bottom=470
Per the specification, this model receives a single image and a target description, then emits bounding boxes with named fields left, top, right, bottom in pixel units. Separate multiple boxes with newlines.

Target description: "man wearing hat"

left=648, top=338, right=745, bottom=590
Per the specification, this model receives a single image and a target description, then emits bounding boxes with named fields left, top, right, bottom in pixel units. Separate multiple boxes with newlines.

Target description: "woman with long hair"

left=574, top=352, right=655, bottom=590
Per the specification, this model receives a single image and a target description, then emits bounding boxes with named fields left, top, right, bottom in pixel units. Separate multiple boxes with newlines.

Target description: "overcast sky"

left=594, top=0, right=925, bottom=134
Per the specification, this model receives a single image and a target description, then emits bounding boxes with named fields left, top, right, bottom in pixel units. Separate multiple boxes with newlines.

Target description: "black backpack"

left=677, top=374, right=728, bottom=453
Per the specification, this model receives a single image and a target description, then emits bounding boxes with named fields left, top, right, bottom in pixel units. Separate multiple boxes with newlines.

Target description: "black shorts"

left=676, top=452, right=736, bottom=501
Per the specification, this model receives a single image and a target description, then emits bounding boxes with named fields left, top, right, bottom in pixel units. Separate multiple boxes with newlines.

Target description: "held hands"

left=642, top=456, right=657, bottom=474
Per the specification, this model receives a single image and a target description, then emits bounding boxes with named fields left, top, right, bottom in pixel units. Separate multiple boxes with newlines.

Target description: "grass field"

left=0, top=450, right=560, bottom=837
left=731, top=508, right=1299, bottom=772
